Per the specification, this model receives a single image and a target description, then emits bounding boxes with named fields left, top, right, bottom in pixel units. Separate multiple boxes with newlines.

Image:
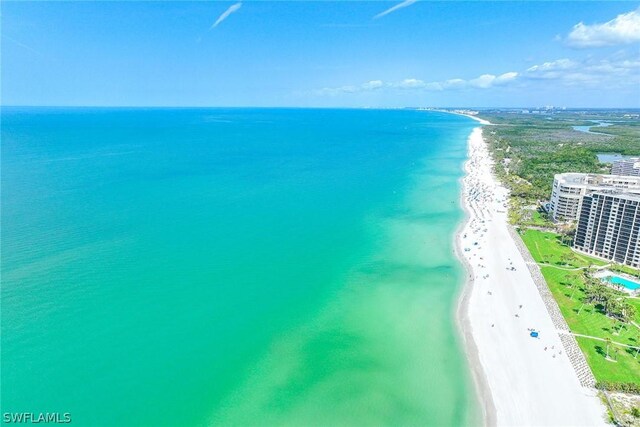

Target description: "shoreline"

left=432, top=109, right=492, bottom=126
left=452, top=116, right=607, bottom=426
left=454, top=125, right=497, bottom=427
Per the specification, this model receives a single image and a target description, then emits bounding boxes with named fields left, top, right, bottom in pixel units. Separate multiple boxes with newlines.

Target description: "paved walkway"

left=565, top=331, right=640, bottom=351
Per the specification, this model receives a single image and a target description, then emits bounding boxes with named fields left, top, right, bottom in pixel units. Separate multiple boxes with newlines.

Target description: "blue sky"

left=2, top=1, right=639, bottom=107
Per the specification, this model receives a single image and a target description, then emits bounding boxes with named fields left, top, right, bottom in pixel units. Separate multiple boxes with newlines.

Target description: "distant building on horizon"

left=549, top=173, right=640, bottom=221
left=573, top=192, right=640, bottom=268
left=612, top=157, right=640, bottom=177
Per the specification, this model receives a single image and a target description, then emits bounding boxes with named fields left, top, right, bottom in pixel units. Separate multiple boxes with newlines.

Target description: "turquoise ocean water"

left=2, top=108, right=478, bottom=426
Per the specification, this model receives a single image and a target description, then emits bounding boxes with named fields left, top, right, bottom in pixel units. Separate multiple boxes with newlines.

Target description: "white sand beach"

left=457, top=125, right=608, bottom=426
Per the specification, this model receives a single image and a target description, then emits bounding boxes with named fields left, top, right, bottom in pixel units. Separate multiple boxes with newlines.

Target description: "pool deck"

left=594, top=270, right=640, bottom=294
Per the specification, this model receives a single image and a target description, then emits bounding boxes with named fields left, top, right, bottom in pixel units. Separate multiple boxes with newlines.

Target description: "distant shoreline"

left=432, top=109, right=492, bottom=125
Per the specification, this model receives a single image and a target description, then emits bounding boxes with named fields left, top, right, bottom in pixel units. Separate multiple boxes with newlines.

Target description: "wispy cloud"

left=469, top=72, right=518, bottom=89
left=319, top=23, right=375, bottom=29
left=373, top=0, right=417, bottom=20
left=315, top=47, right=640, bottom=97
left=525, top=53, right=640, bottom=87
left=526, top=58, right=577, bottom=73
left=315, top=71, right=519, bottom=96
left=1, top=34, right=42, bottom=56
left=565, top=7, right=640, bottom=48
left=211, top=2, right=242, bottom=29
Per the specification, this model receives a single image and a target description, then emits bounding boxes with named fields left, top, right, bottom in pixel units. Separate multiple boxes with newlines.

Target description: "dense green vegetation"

left=520, top=209, right=552, bottom=228
left=590, top=124, right=640, bottom=144
left=478, top=110, right=640, bottom=209
left=520, top=230, right=640, bottom=386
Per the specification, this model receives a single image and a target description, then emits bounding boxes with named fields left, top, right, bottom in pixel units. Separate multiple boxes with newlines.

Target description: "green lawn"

left=521, top=229, right=607, bottom=268
left=627, top=298, right=640, bottom=325
left=520, top=229, right=640, bottom=385
left=577, top=337, right=640, bottom=384
left=540, top=266, right=639, bottom=347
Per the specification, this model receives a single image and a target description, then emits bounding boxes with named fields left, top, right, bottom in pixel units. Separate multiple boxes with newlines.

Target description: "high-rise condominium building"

left=612, top=158, right=640, bottom=177
left=573, top=192, right=640, bottom=268
left=549, top=173, right=640, bottom=221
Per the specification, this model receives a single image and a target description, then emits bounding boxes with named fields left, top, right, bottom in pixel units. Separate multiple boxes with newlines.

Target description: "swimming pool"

left=605, top=275, right=640, bottom=291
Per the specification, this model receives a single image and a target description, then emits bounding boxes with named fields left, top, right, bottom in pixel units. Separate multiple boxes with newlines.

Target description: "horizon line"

left=2, top=105, right=640, bottom=110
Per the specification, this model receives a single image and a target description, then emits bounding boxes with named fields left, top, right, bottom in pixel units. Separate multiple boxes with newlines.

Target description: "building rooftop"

left=554, top=172, right=640, bottom=188
left=591, top=192, right=640, bottom=203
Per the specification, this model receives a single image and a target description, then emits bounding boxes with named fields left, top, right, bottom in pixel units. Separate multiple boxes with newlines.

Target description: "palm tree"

left=569, top=286, right=578, bottom=301
left=577, top=302, right=587, bottom=315
left=624, top=303, right=637, bottom=323
left=582, top=271, right=600, bottom=293
left=560, top=253, right=572, bottom=266
left=597, top=286, right=612, bottom=313
left=558, top=222, right=576, bottom=246
left=586, top=280, right=609, bottom=308
left=605, top=297, right=619, bottom=320
left=583, top=282, right=598, bottom=315
left=583, top=280, right=596, bottom=303
left=612, top=301, right=636, bottom=336
left=565, top=272, right=579, bottom=286
left=565, top=273, right=580, bottom=300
